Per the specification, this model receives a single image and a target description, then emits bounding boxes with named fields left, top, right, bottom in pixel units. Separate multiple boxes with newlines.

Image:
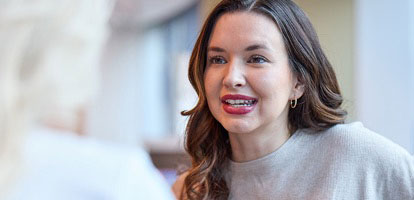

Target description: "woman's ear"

left=291, top=76, right=305, bottom=100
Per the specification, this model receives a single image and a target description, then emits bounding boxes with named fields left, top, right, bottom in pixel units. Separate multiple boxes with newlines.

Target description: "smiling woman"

left=172, top=0, right=414, bottom=200
left=204, top=12, right=302, bottom=159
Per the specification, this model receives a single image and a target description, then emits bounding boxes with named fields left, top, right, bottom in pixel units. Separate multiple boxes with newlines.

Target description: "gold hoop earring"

left=290, top=99, right=297, bottom=109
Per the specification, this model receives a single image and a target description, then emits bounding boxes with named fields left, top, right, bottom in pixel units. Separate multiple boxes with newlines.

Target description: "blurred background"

left=76, top=0, right=413, bottom=184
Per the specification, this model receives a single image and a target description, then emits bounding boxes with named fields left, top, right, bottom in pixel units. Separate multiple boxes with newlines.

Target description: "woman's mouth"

left=223, top=99, right=257, bottom=107
left=221, top=94, right=258, bottom=114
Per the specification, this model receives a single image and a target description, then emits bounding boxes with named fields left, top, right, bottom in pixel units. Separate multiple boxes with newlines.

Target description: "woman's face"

left=204, top=12, right=303, bottom=135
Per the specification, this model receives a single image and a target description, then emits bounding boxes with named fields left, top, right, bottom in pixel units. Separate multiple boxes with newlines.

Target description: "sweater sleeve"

left=381, top=152, right=414, bottom=200
left=357, top=126, right=414, bottom=200
left=323, top=122, right=414, bottom=200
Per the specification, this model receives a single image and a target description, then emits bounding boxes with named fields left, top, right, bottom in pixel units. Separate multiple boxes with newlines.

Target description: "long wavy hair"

left=181, top=0, right=347, bottom=199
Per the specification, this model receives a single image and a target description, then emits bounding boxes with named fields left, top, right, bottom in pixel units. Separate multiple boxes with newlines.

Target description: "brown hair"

left=180, top=0, right=347, bottom=199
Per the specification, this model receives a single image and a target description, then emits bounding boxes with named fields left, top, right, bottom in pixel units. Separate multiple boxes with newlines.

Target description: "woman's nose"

left=222, top=60, right=246, bottom=89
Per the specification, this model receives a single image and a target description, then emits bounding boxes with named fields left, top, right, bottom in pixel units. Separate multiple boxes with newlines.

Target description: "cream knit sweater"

left=225, top=122, right=414, bottom=200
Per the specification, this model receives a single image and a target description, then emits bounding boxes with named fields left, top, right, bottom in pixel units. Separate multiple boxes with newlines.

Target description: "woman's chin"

left=223, top=123, right=256, bottom=135
left=216, top=115, right=259, bottom=135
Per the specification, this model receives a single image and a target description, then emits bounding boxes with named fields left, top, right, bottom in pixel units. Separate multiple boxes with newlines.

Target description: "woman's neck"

left=229, top=123, right=291, bottom=163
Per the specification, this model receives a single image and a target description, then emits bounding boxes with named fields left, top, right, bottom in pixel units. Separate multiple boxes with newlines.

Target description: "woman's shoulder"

left=321, top=122, right=406, bottom=149
left=298, top=122, right=414, bottom=199
left=315, top=122, right=413, bottom=166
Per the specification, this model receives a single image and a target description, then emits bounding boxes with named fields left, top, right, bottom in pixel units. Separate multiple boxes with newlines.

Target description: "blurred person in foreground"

left=0, top=0, right=174, bottom=199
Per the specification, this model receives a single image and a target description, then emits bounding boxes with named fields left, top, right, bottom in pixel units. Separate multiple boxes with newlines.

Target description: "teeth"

left=231, top=104, right=250, bottom=107
left=225, top=99, right=255, bottom=106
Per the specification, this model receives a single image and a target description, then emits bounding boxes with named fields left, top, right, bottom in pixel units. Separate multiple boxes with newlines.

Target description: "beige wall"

left=201, top=0, right=355, bottom=121
left=200, top=0, right=220, bottom=20
left=295, top=0, right=355, bottom=121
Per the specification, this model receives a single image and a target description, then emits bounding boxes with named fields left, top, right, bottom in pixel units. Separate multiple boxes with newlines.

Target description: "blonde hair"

left=0, top=0, right=113, bottom=193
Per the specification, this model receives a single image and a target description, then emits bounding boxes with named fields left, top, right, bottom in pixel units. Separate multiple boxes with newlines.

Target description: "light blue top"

left=7, top=127, right=174, bottom=200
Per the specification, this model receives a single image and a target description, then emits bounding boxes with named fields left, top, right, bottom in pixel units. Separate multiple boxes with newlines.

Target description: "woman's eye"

left=247, top=55, right=268, bottom=64
left=209, top=56, right=227, bottom=64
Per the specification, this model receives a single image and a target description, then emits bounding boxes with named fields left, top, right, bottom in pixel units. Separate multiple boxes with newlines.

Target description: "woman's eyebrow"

left=207, top=46, right=226, bottom=52
left=244, top=44, right=269, bottom=51
left=208, top=44, right=270, bottom=53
